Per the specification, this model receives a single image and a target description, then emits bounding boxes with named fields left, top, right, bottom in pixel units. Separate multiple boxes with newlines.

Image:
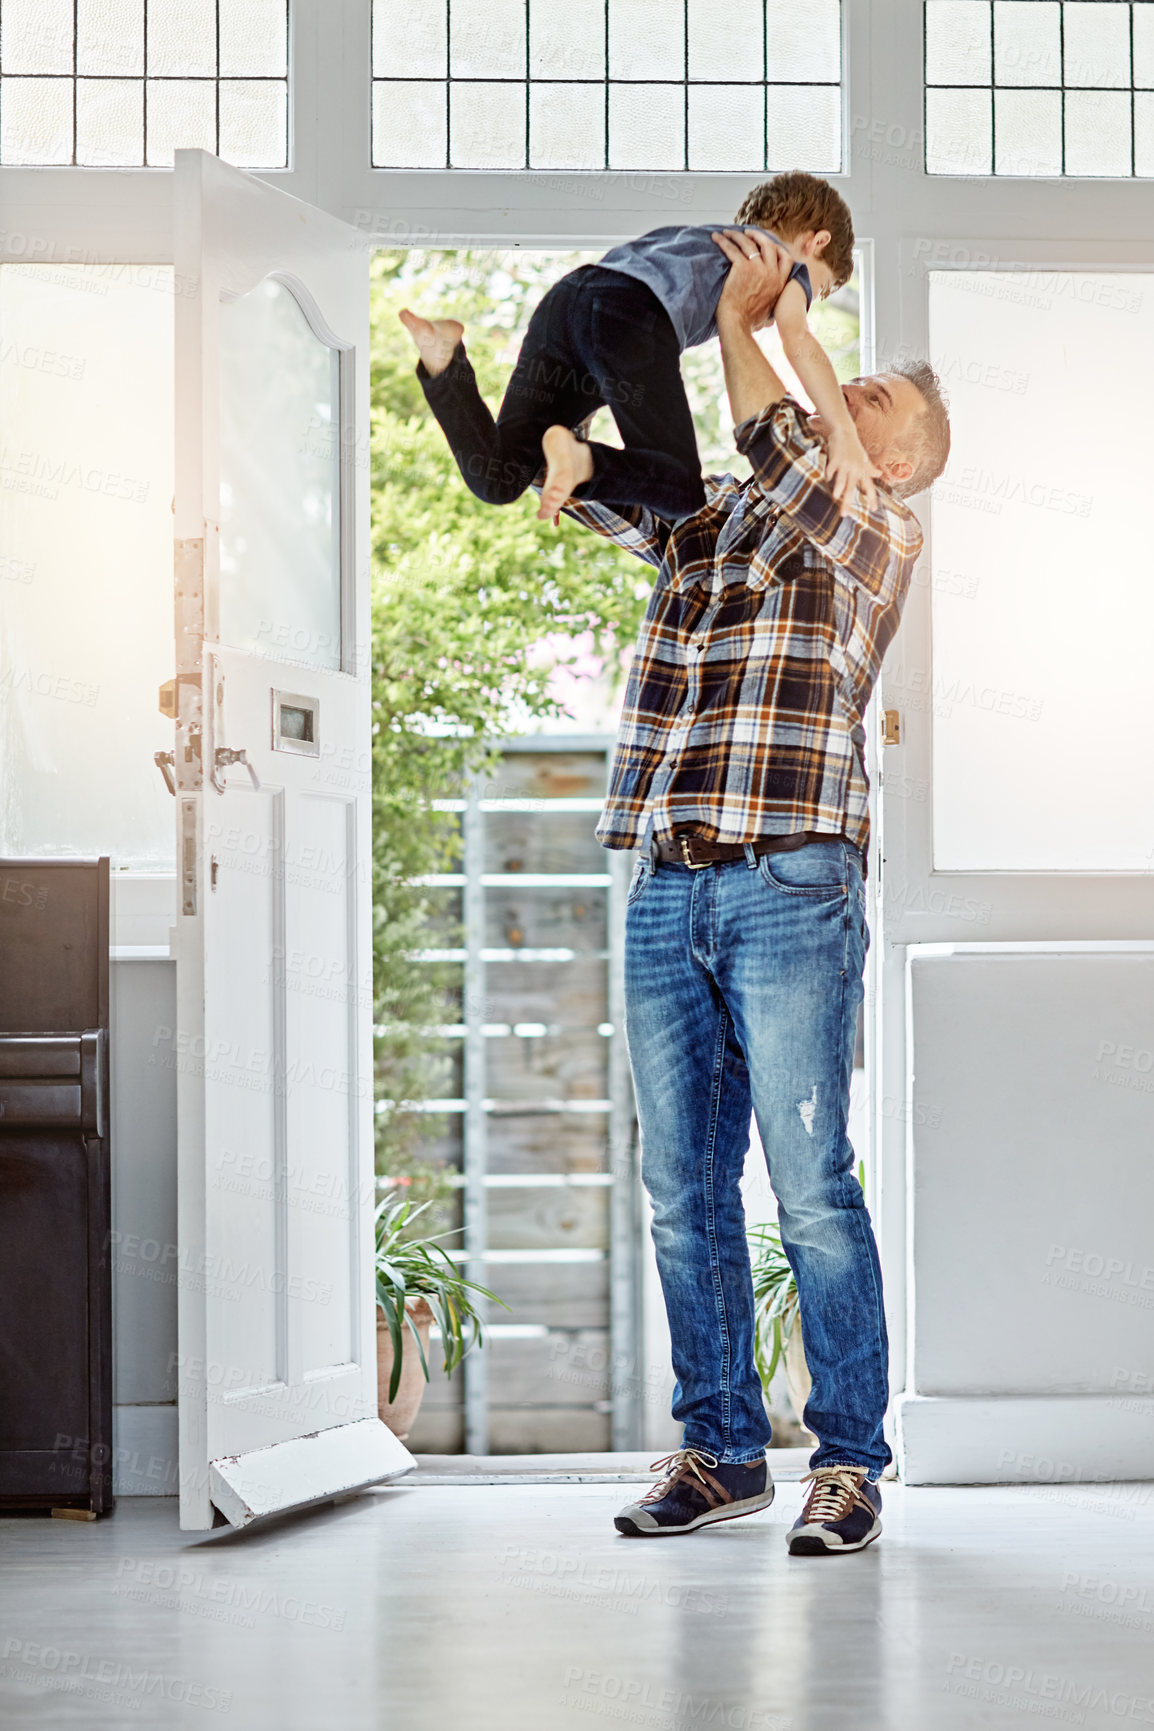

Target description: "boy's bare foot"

left=538, top=426, right=594, bottom=521
left=398, top=308, right=464, bottom=376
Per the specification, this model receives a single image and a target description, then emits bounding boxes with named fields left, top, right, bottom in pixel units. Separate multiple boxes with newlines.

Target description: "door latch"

left=212, top=747, right=261, bottom=793
left=881, top=709, right=901, bottom=746
left=154, top=751, right=177, bottom=796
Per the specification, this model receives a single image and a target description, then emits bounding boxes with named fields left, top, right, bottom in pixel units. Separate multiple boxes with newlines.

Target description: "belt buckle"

left=679, top=835, right=710, bottom=870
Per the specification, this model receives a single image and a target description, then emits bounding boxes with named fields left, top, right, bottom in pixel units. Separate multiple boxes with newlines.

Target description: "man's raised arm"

left=711, top=229, right=923, bottom=597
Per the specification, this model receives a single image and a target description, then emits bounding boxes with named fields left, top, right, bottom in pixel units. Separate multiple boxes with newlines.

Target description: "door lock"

left=212, top=747, right=261, bottom=793
left=881, top=709, right=901, bottom=746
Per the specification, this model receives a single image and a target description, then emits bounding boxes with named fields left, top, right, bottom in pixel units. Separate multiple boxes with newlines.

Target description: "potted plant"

left=374, top=1187, right=506, bottom=1441
left=748, top=1163, right=866, bottom=1428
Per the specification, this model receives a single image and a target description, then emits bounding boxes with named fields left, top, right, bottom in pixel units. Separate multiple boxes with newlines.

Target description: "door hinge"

left=881, top=709, right=901, bottom=746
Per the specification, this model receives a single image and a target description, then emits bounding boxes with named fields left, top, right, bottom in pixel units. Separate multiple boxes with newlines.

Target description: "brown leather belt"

left=652, top=830, right=855, bottom=871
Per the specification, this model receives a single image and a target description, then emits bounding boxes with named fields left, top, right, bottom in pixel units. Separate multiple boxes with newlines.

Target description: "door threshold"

left=398, top=1447, right=814, bottom=1486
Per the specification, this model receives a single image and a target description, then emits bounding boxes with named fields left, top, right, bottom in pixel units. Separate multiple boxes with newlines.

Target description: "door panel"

left=173, top=149, right=411, bottom=1528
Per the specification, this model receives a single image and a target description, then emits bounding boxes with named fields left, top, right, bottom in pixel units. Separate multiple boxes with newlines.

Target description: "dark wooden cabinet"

left=0, top=860, right=113, bottom=1514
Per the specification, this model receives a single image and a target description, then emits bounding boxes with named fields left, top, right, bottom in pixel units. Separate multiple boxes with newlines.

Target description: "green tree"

left=370, top=249, right=645, bottom=1195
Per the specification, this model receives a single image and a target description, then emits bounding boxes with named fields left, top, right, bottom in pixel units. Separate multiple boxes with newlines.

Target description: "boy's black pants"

left=417, top=265, right=707, bottom=522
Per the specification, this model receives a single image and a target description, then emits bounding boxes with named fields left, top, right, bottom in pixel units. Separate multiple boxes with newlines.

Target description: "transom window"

left=370, top=0, right=843, bottom=172
left=926, top=0, right=1154, bottom=176
left=0, top=0, right=288, bottom=167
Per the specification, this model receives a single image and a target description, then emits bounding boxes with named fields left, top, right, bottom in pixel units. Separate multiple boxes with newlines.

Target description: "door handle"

left=154, top=750, right=177, bottom=796
left=212, top=747, right=261, bottom=794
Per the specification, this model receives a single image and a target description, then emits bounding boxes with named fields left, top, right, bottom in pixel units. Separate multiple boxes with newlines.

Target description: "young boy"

left=400, top=170, right=877, bottom=525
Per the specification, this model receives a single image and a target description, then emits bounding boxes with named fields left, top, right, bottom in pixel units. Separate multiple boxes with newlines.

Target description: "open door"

left=170, top=150, right=412, bottom=1529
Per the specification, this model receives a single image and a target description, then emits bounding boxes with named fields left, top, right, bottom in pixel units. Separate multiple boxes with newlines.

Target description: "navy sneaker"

left=787, top=1465, right=882, bottom=1555
left=615, top=1449, right=774, bottom=1537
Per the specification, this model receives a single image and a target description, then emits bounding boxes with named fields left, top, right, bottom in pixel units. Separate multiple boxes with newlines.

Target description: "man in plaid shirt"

left=564, top=232, right=950, bottom=1552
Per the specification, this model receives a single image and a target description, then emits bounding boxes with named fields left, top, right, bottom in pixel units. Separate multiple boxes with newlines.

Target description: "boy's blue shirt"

left=597, top=225, right=813, bottom=351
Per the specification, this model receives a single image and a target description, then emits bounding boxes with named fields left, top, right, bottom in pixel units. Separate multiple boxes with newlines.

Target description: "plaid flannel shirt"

left=562, top=396, right=925, bottom=866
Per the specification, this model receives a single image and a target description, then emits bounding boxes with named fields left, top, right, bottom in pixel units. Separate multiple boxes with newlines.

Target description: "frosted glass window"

left=451, top=0, right=525, bottom=79
left=689, top=85, right=764, bottom=173
left=1134, top=6, right=1154, bottom=87
left=1134, top=89, right=1154, bottom=169
left=77, top=0, right=145, bottom=77
left=219, top=279, right=342, bottom=674
left=608, top=83, right=684, bottom=170
left=529, top=83, right=605, bottom=169
left=1062, top=1, right=1129, bottom=87
left=0, top=0, right=289, bottom=166
left=993, top=87, right=1061, bottom=174
left=372, top=0, right=843, bottom=171
left=608, top=0, right=683, bottom=80
left=1, top=0, right=75, bottom=73
left=928, top=0, right=1154, bottom=176
left=146, top=79, right=216, bottom=165
left=994, top=3, right=1059, bottom=88
left=765, top=0, right=842, bottom=81
left=0, top=265, right=176, bottom=869
left=0, top=76, right=74, bottom=162
left=372, top=81, right=446, bottom=168
left=449, top=82, right=526, bottom=169
left=530, top=0, right=605, bottom=81
left=925, top=2, right=992, bottom=83
left=766, top=82, right=842, bottom=172
left=77, top=75, right=145, bottom=165
left=928, top=271, right=1154, bottom=872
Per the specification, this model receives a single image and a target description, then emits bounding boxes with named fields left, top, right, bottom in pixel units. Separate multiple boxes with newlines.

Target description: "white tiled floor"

left=2, top=1474, right=1153, bottom=1730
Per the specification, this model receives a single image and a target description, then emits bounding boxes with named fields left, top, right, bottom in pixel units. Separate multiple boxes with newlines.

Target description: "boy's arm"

left=711, top=240, right=922, bottom=598
left=771, top=279, right=880, bottom=515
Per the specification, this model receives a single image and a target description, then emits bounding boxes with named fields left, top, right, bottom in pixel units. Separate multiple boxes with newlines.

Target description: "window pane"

left=0, top=0, right=288, bottom=166
left=530, top=0, right=605, bottom=80
left=451, top=0, right=525, bottom=78
left=0, top=76, right=73, bottom=163
left=529, top=82, right=605, bottom=168
left=926, top=85, right=992, bottom=172
left=1062, top=0, right=1129, bottom=89
left=925, top=2, right=993, bottom=85
left=219, top=280, right=341, bottom=673
left=608, top=0, right=684, bottom=81
left=76, top=0, right=145, bottom=76
left=929, top=270, right=1154, bottom=872
left=219, top=78, right=287, bottom=169
left=76, top=76, right=145, bottom=165
left=993, top=2, right=1059, bottom=88
left=219, top=0, right=287, bottom=77
left=766, top=82, right=841, bottom=172
left=0, top=0, right=74, bottom=73
left=450, top=82, right=526, bottom=168
left=1135, top=89, right=1154, bottom=169
left=145, top=78, right=217, bottom=166
left=372, top=80, right=446, bottom=167
left=994, top=87, right=1061, bottom=173
left=0, top=264, right=176, bottom=869
left=1064, top=89, right=1131, bottom=175
left=764, top=0, right=840, bottom=81
left=689, top=0, right=761, bottom=82
left=1135, top=5, right=1154, bottom=89
left=689, top=84, right=764, bottom=170
left=147, top=0, right=217, bottom=77
left=608, top=81, right=684, bottom=168
left=372, top=0, right=447, bottom=78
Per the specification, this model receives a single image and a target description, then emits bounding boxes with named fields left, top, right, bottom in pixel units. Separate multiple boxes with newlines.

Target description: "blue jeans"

left=623, top=838, right=891, bottom=1477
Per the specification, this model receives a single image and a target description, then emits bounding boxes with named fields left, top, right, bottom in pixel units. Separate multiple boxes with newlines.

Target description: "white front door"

left=171, top=149, right=412, bottom=1529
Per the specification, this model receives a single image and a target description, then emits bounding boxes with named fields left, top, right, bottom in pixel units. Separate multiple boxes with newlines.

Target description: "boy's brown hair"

left=733, top=170, right=854, bottom=291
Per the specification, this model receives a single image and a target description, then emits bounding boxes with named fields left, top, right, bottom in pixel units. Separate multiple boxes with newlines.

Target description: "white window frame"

left=6, top=0, right=1154, bottom=1433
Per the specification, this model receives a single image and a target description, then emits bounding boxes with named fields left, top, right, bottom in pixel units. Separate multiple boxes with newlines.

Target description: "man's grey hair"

left=889, top=361, right=950, bottom=499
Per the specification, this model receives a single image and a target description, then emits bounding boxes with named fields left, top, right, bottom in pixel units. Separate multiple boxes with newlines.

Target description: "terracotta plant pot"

left=784, top=1311, right=813, bottom=1428
left=377, top=1297, right=435, bottom=1440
